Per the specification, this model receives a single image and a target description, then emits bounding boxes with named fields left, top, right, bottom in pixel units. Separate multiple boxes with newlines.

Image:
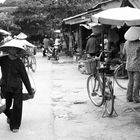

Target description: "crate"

left=84, top=59, right=97, bottom=74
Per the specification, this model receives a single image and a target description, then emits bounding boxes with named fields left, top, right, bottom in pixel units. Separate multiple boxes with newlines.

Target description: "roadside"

left=51, top=55, right=140, bottom=140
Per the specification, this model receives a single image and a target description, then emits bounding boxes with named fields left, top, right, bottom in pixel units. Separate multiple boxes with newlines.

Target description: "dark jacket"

left=0, top=55, right=32, bottom=95
left=85, top=36, right=100, bottom=54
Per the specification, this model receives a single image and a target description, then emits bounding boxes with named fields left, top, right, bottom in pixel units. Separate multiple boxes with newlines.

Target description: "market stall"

left=91, top=6, right=140, bottom=57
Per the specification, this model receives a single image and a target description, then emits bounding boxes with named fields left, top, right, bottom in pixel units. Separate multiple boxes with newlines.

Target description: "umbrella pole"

left=101, top=27, right=105, bottom=61
left=101, top=31, right=104, bottom=50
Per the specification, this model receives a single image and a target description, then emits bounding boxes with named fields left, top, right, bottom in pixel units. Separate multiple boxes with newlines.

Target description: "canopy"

left=91, top=7, right=140, bottom=26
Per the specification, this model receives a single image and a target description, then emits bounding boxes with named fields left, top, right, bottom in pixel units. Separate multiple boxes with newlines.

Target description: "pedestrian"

left=54, top=35, right=61, bottom=52
left=85, top=33, right=101, bottom=58
left=0, top=42, right=35, bottom=132
left=43, top=35, right=50, bottom=56
left=123, top=26, right=140, bottom=103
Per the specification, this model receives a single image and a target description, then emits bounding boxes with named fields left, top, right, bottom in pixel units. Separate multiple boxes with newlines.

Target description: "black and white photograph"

left=0, top=0, right=140, bottom=140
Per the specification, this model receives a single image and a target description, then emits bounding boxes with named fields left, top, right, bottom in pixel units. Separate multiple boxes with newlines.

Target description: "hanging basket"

left=22, top=88, right=36, bottom=101
left=22, top=93, right=34, bottom=101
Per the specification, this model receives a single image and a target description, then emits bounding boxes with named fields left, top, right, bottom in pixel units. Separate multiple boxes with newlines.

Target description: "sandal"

left=12, top=129, right=19, bottom=133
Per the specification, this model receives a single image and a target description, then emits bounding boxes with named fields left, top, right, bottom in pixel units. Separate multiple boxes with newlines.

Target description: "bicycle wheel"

left=104, top=79, right=115, bottom=116
left=87, top=74, right=104, bottom=107
left=114, top=63, right=128, bottom=90
left=110, top=58, right=122, bottom=70
left=29, top=55, right=37, bottom=72
left=22, top=57, right=30, bottom=71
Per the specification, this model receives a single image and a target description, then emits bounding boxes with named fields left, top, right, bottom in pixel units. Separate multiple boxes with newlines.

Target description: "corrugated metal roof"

left=63, top=0, right=120, bottom=25
left=65, top=18, right=91, bottom=25
left=63, top=0, right=140, bottom=25
left=63, top=8, right=101, bottom=25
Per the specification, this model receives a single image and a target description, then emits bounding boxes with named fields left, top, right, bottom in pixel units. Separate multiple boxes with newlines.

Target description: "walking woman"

left=123, top=26, right=140, bottom=103
left=0, top=39, right=34, bottom=132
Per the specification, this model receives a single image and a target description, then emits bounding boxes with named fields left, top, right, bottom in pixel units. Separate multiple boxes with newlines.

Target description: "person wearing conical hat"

left=123, top=26, right=140, bottom=103
left=85, top=32, right=101, bottom=57
left=0, top=44, right=35, bottom=132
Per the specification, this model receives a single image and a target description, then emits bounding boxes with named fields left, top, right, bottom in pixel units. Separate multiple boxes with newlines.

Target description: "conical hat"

left=124, top=26, right=140, bottom=41
left=0, top=39, right=26, bottom=54
left=16, top=32, right=27, bottom=39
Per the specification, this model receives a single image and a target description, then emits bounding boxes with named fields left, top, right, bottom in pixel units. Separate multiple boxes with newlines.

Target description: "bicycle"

left=87, top=50, right=116, bottom=117
left=114, top=61, right=128, bottom=90
left=111, top=43, right=128, bottom=90
left=21, top=53, right=37, bottom=72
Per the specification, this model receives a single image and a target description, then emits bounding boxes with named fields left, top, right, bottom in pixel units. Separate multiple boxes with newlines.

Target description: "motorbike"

left=42, top=45, right=59, bottom=60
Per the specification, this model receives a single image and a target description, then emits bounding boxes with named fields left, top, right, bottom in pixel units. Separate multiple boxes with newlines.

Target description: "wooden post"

left=79, top=25, right=82, bottom=55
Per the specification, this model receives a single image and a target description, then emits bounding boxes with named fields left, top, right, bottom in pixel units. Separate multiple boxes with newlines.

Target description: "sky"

left=0, top=0, right=6, bottom=4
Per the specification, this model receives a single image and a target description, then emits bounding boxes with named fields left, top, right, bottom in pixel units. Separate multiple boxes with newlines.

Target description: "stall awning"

left=63, top=8, right=100, bottom=25
left=80, top=23, right=101, bottom=29
left=62, top=0, right=122, bottom=26
left=65, top=18, right=91, bottom=25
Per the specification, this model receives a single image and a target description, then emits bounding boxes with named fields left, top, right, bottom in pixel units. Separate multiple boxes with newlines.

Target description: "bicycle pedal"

left=104, top=93, right=111, bottom=100
left=91, top=92, right=97, bottom=96
left=113, top=95, right=116, bottom=99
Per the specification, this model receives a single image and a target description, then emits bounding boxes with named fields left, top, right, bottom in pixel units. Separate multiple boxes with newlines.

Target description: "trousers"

left=3, top=91, right=23, bottom=129
left=127, top=71, right=140, bottom=100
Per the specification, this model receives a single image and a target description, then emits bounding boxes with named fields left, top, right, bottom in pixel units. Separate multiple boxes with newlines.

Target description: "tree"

left=3, top=0, right=102, bottom=37
left=11, top=0, right=87, bottom=36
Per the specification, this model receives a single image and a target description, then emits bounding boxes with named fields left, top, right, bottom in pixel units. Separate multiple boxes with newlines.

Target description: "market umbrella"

left=91, top=7, right=140, bottom=26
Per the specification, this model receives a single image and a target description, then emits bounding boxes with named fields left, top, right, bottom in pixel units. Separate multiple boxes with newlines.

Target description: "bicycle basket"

left=84, top=59, right=98, bottom=74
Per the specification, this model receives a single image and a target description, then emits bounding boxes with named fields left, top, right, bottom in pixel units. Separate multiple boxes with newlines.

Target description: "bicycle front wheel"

left=114, top=63, right=128, bottom=90
left=104, top=80, right=115, bottom=116
left=29, top=55, right=37, bottom=72
left=87, top=74, right=104, bottom=107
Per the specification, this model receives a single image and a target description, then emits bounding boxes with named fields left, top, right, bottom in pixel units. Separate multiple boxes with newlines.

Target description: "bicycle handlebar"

left=90, top=50, right=111, bottom=61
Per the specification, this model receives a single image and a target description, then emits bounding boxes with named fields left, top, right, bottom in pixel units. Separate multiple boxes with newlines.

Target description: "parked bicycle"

left=87, top=50, right=116, bottom=117
left=112, top=43, right=128, bottom=90
left=114, top=61, right=128, bottom=90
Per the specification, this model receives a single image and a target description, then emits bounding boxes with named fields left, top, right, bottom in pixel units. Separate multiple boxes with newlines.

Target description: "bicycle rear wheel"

left=87, top=74, right=104, bottom=107
left=104, top=80, right=115, bottom=116
left=114, top=63, right=128, bottom=90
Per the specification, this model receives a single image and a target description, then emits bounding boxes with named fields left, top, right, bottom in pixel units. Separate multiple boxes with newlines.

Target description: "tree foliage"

left=11, top=0, right=88, bottom=36
left=2, top=0, right=102, bottom=36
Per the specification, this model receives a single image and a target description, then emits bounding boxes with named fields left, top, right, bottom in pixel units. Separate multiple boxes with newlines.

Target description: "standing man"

left=85, top=33, right=100, bottom=57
